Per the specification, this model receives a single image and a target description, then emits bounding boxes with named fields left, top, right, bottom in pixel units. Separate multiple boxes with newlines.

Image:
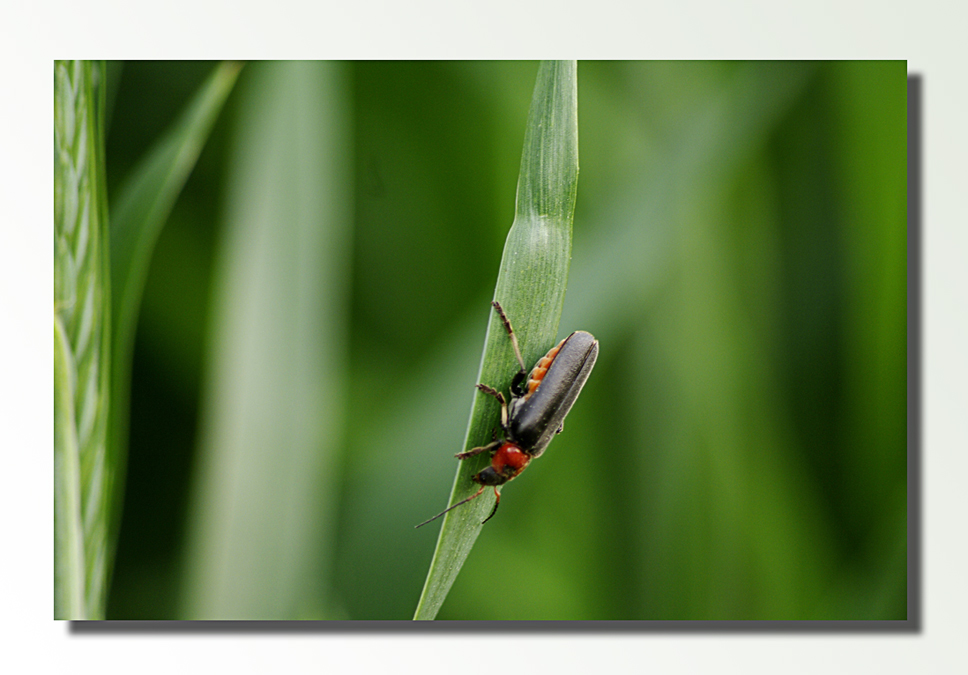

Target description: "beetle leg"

left=456, top=439, right=501, bottom=459
left=491, top=301, right=528, bottom=378
left=480, top=487, right=501, bottom=524
left=510, top=370, right=528, bottom=398
left=475, top=383, right=509, bottom=429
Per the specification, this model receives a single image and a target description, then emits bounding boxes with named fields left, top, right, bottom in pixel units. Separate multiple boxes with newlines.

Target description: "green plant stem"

left=54, top=60, right=112, bottom=619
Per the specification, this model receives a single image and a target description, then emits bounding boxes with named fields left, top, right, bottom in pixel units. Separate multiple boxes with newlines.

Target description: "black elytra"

left=416, top=301, right=598, bottom=528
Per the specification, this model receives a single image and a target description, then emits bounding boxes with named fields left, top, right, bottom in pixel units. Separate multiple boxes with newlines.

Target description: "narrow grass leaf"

left=107, top=61, right=241, bottom=541
left=414, top=60, right=579, bottom=620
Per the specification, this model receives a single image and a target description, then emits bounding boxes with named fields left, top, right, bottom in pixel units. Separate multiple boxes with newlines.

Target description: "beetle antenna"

left=415, top=485, right=486, bottom=528
left=491, top=301, right=527, bottom=375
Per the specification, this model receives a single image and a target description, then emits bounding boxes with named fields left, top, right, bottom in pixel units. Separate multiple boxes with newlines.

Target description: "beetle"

left=416, top=300, right=598, bottom=528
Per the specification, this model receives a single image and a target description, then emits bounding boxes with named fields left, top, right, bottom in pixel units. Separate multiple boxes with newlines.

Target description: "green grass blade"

left=565, top=63, right=820, bottom=618
left=54, top=60, right=111, bottom=619
left=53, top=316, right=85, bottom=617
left=413, top=60, right=579, bottom=620
left=110, top=61, right=242, bottom=349
left=106, top=63, right=241, bottom=568
left=179, top=61, right=352, bottom=619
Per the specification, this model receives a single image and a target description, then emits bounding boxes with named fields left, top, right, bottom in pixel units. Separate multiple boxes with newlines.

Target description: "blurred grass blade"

left=180, top=61, right=352, bottom=619
left=413, top=60, right=579, bottom=620
left=108, top=61, right=241, bottom=485
left=567, top=62, right=816, bottom=328
left=565, top=63, right=820, bottom=618
left=54, top=60, right=111, bottom=619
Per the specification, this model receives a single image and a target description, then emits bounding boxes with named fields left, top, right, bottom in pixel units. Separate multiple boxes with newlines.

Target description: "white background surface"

left=2, top=2, right=963, bottom=673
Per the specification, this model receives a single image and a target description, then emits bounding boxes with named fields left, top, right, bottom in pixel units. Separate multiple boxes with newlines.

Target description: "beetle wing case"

left=508, top=330, right=598, bottom=458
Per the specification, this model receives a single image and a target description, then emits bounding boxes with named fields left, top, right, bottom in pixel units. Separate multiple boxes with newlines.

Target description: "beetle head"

left=473, top=465, right=504, bottom=486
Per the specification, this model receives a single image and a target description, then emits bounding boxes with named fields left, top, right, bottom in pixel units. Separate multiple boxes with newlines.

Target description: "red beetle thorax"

left=491, top=442, right=531, bottom=477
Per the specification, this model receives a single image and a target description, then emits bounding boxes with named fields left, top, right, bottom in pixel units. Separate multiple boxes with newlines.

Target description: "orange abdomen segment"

left=524, top=338, right=566, bottom=399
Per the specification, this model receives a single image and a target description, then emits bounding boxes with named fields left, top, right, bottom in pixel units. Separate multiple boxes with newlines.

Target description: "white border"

left=3, top=2, right=966, bottom=673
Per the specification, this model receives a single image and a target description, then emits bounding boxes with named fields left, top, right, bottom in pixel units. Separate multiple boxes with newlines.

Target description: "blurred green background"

left=102, top=61, right=906, bottom=620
